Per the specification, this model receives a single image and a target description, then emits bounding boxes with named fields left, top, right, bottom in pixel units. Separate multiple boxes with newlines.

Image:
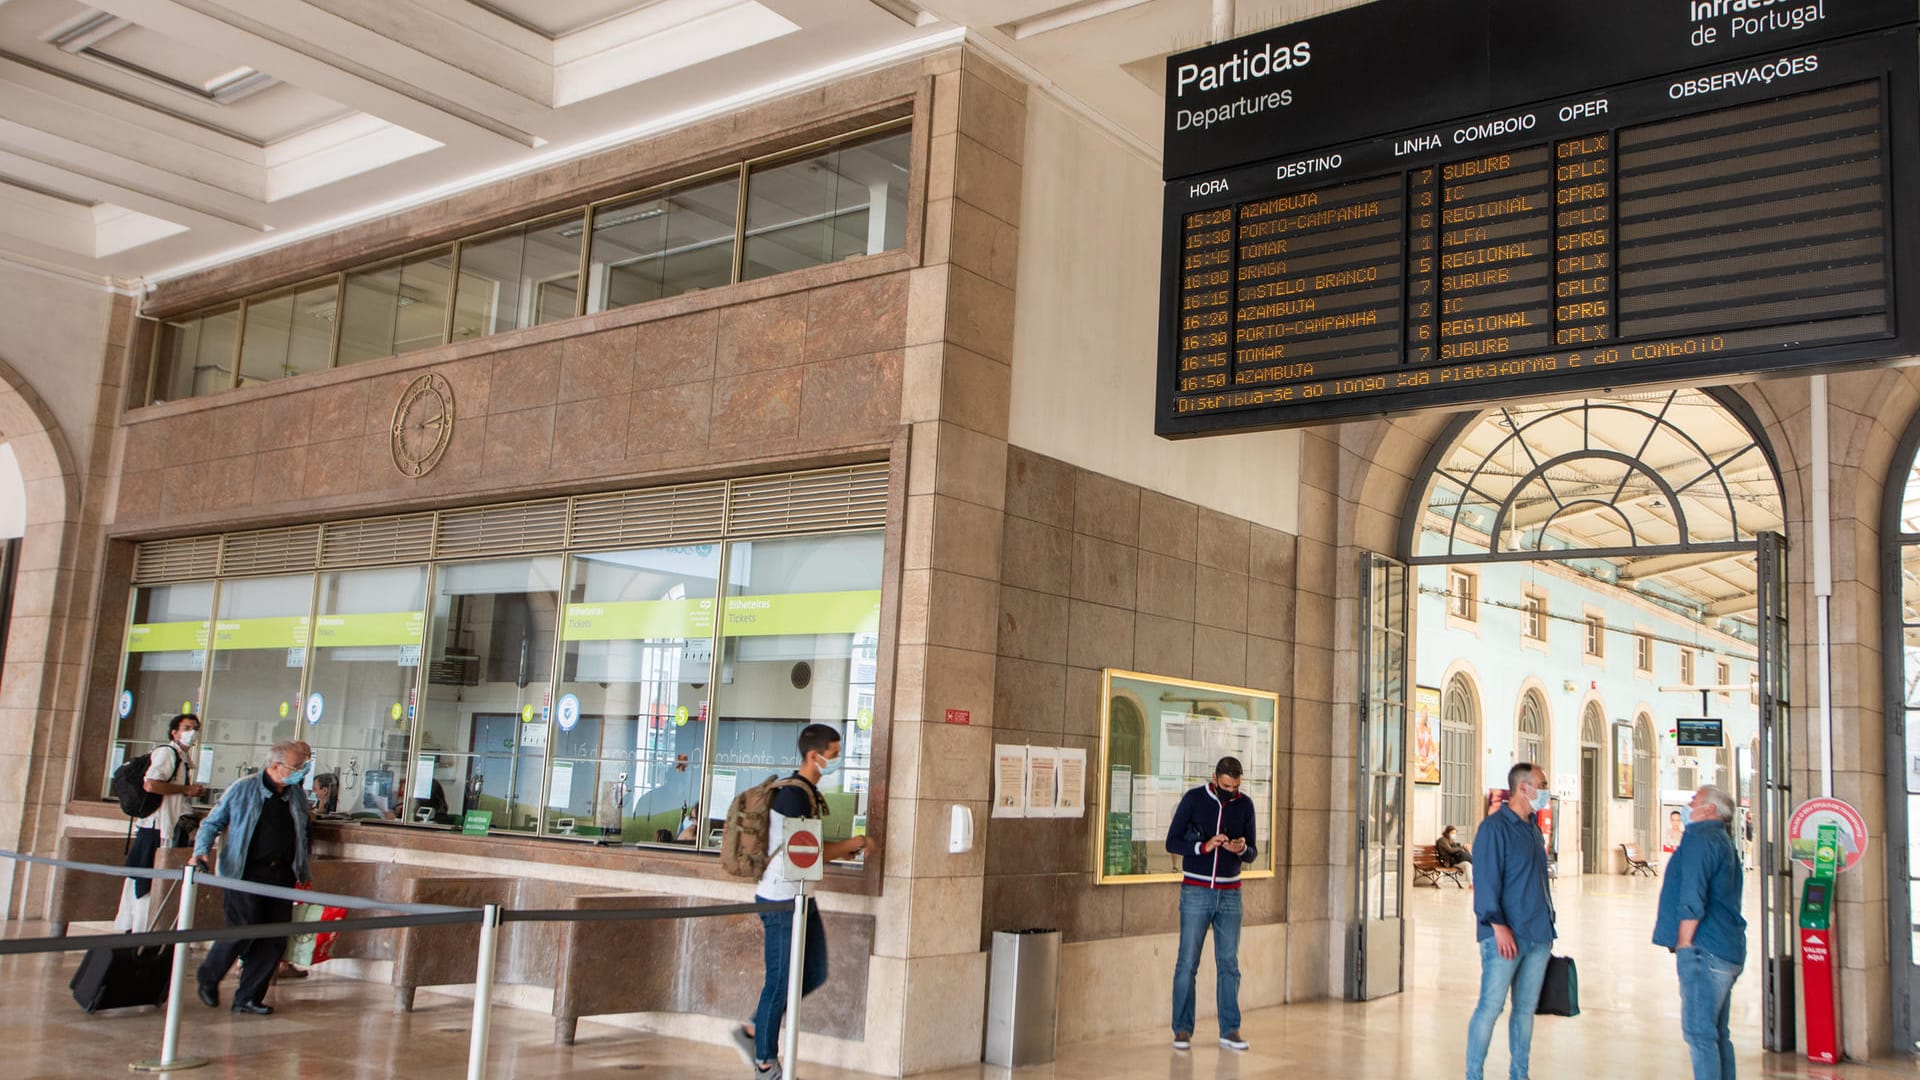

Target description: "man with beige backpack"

left=720, top=722, right=869, bottom=1079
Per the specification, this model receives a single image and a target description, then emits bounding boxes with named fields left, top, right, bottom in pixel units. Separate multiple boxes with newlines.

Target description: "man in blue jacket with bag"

left=190, top=739, right=313, bottom=1016
left=1164, top=755, right=1257, bottom=1053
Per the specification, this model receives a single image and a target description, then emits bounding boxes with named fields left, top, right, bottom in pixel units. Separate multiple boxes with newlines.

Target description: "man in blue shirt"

left=1467, top=762, right=1556, bottom=1080
left=1652, top=784, right=1747, bottom=1080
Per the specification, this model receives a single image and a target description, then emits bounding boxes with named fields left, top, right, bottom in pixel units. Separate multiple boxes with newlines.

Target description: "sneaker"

left=1172, top=1031, right=1192, bottom=1050
left=753, top=1062, right=782, bottom=1079
left=729, top=1025, right=756, bottom=1067
left=1219, top=1031, right=1249, bottom=1051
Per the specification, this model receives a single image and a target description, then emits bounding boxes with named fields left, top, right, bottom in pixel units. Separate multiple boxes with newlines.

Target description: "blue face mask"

left=1532, top=788, right=1551, bottom=812
left=818, top=756, right=843, bottom=778
left=284, top=763, right=312, bottom=787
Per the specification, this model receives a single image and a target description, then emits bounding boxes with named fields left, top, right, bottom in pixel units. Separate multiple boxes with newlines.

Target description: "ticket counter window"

left=415, top=557, right=561, bottom=832
left=451, top=215, right=583, bottom=341
left=551, top=546, right=719, bottom=843
left=742, top=130, right=910, bottom=281
left=116, top=581, right=214, bottom=776
left=201, top=574, right=313, bottom=797
left=710, top=532, right=882, bottom=853
left=584, top=175, right=739, bottom=314
left=304, top=567, right=426, bottom=819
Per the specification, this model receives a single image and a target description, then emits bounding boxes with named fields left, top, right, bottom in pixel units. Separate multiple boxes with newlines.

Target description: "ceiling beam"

left=91, top=0, right=541, bottom=148
left=1616, top=550, right=1750, bottom=582
left=1706, top=594, right=1759, bottom=617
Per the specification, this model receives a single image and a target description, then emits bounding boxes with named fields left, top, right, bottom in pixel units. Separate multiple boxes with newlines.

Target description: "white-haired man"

left=1651, top=784, right=1747, bottom=1080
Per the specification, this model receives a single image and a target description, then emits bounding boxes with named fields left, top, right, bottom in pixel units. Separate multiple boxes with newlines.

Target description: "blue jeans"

left=1171, top=885, right=1242, bottom=1037
left=1465, top=936, right=1552, bottom=1080
left=753, top=896, right=828, bottom=1064
left=1677, top=946, right=1742, bottom=1080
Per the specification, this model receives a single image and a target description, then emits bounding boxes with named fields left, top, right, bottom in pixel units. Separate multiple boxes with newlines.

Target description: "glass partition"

left=305, top=566, right=427, bottom=817
left=586, top=175, right=740, bottom=313
left=116, top=581, right=214, bottom=779
left=238, top=279, right=338, bottom=387
left=415, top=557, right=562, bottom=832
left=551, top=545, right=720, bottom=843
left=153, top=307, right=239, bottom=402
left=201, top=574, right=313, bottom=799
left=338, top=249, right=453, bottom=365
left=451, top=215, right=584, bottom=341
left=743, top=130, right=911, bottom=281
left=710, top=532, right=883, bottom=849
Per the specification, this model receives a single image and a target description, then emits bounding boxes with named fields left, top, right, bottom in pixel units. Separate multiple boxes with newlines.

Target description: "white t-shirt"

left=755, top=777, right=820, bottom=902
left=137, top=742, right=195, bottom=841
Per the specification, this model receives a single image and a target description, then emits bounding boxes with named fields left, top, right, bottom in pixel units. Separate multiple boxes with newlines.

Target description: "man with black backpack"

left=113, top=713, right=204, bottom=932
left=727, top=723, right=868, bottom=1079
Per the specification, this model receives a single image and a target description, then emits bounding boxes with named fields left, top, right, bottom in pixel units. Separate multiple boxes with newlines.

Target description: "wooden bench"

left=1413, top=844, right=1468, bottom=888
left=1621, top=844, right=1657, bottom=876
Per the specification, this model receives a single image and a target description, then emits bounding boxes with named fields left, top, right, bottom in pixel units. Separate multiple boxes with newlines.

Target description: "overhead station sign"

left=1157, top=0, right=1920, bottom=434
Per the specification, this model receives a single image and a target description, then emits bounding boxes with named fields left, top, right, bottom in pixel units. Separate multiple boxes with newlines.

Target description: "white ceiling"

left=0, top=0, right=1370, bottom=287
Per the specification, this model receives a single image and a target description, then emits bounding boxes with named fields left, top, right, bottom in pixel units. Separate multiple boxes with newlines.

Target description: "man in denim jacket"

left=190, top=740, right=313, bottom=1015
left=1652, top=784, right=1747, bottom=1080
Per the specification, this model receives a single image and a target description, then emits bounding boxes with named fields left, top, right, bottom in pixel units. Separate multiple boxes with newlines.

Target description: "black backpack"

left=112, top=745, right=180, bottom=819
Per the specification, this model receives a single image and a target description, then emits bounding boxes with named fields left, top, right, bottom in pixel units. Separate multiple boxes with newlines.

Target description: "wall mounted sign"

left=1158, top=0, right=1920, bottom=433
left=1788, top=796, right=1869, bottom=873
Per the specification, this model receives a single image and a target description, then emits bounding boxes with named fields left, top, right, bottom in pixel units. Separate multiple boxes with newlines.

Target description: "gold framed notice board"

left=1094, top=669, right=1279, bottom=885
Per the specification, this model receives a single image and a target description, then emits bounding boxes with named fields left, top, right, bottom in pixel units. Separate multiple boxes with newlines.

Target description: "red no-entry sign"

left=787, top=828, right=821, bottom=872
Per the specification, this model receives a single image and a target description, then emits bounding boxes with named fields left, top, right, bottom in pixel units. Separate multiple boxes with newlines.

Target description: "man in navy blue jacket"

left=1164, top=756, right=1257, bottom=1052
left=1467, top=761, right=1557, bottom=1080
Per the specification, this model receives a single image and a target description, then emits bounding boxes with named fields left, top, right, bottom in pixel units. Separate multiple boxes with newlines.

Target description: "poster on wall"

left=1612, top=722, right=1634, bottom=800
left=1412, top=686, right=1441, bottom=784
left=993, top=745, right=1028, bottom=818
left=1661, top=803, right=1688, bottom=853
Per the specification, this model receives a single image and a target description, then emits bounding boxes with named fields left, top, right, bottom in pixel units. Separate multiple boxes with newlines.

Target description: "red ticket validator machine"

left=1800, top=823, right=1839, bottom=1064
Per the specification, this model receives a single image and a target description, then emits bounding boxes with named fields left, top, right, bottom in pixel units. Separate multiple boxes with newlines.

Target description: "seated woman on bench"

left=1436, top=825, right=1472, bottom=870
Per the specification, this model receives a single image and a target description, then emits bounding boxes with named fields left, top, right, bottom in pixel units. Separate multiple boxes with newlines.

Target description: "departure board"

left=1158, top=3, right=1920, bottom=435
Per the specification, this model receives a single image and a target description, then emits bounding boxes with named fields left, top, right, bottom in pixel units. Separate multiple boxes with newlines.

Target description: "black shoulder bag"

left=1535, top=843, right=1580, bottom=1017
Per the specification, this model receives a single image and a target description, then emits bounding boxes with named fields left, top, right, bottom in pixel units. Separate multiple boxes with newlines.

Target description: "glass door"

left=1352, top=551, right=1408, bottom=1001
left=1755, top=530, right=1794, bottom=1051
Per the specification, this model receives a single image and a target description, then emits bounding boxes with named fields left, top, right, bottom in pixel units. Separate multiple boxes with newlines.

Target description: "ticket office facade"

left=25, top=46, right=1330, bottom=1075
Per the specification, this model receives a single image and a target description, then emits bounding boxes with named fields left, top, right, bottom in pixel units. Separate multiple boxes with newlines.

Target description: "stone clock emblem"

left=390, top=372, right=455, bottom=478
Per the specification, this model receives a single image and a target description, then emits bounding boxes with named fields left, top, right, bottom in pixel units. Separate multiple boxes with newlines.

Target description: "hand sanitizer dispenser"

left=949, top=805, right=974, bottom=853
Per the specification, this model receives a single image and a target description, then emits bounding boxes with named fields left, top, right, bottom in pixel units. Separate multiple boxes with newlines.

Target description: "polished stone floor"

left=0, top=874, right=1906, bottom=1078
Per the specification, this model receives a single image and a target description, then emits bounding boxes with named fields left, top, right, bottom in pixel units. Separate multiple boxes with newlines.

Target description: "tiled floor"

left=0, top=873, right=1906, bottom=1078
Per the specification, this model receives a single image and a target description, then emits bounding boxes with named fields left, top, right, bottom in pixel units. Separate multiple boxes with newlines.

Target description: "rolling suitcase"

left=70, top=881, right=178, bottom=1013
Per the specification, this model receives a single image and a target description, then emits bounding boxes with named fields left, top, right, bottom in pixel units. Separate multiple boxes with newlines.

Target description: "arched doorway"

left=1634, top=712, right=1656, bottom=856
left=1580, top=702, right=1605, bottom=874
left=1367, top=387, right=1792, bottom=1041
left=1440, top=673, right=1479, bottom=840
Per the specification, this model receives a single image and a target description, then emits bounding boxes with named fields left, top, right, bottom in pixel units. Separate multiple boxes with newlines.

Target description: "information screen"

left=1676, top=718, right=1725, bottom=748
left=1158, top=2, right=1920, bottom=435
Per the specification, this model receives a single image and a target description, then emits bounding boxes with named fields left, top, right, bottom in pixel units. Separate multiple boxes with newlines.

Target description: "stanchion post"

left=782, top=893, right=806, bottom=1078
left=132, top=865, right=207, bottom=1073
left=466, top=903, right=501, bottom=1080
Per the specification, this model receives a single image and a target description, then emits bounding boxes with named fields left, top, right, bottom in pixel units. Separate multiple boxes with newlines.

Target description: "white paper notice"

left=993, top=745, right=1028, bottom=818
left=709, top=768, right=738, bottom=817
left=412, top=755, right=435, bottom=798
left=1160, top=713, right=1190, bottom=777
left=1110, top=767, right=1133, bottom=813
left=1130, top=776, right=1159, bottom=840
left=1056, top=748, right=1087, bottom=817
left=1026, top=747, right=1060, bottom=818
left=547, top=761, right=574, bottom=808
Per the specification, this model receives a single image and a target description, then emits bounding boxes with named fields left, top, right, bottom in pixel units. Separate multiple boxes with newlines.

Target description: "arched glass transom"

left=1441, top=674, right=1479, bottom=836
left=1581, top=702, right=1605, bottom=745
left=1417, top=389, right=1781, bottom=559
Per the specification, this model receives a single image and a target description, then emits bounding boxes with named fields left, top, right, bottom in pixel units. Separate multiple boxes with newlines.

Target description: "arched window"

left=1517, top=689, right=1548, bottom=768
left=1441, top=674, right=1479, bottom=838
left=1581, top=703, right=1605, bottom=746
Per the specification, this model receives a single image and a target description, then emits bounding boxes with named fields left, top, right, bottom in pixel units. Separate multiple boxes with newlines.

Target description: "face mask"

left=284, top=763, right=312, bottom=786
left=177, top=730, right=197, bottom=747
left=1532, top=789, right=1551, bottom=812
left=818, top=756, right=844, bottom=778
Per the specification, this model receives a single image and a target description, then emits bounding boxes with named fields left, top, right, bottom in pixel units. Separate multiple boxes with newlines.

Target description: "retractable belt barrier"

left=0, top=847, right=803, bottom=1078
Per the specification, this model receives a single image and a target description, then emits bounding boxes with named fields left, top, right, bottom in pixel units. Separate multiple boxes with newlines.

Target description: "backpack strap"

left=773, top=776, right=827, bottom=818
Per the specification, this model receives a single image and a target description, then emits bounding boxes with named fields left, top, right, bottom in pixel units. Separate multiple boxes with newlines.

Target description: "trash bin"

left=983, top=928, right=1060, bottom=1067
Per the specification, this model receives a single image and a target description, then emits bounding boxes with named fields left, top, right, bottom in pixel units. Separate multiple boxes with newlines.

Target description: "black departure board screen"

left=1158, top=2, right=1920, bottom=435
